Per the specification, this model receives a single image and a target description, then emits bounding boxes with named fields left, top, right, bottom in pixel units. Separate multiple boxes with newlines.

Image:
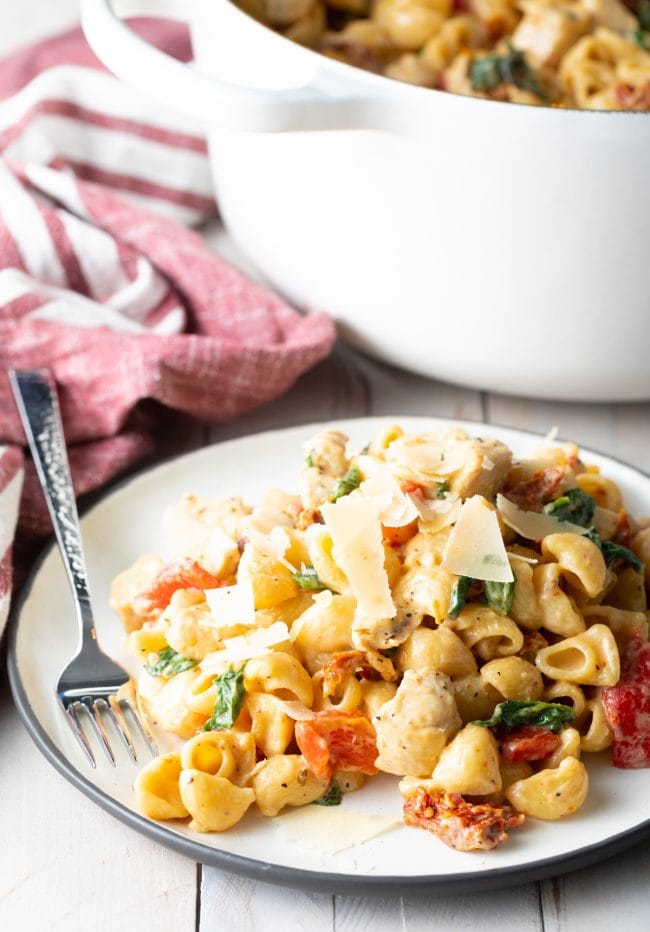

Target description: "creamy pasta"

left=112, top=424, right=650, bottom=852
left=236, top=0, right=650, bottom=109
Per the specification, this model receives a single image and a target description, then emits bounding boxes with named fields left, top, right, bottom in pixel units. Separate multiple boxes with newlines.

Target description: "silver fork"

left=10, top=368, right=157, bottom=768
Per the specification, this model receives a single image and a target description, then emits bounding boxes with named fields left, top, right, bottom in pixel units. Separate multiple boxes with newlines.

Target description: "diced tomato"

left=403, top=785, right=524, bottom=851
left=602, top=629, right=650, bottom=768
left=382, top=519, right=418, bottom=547
left=133, top=558, right=226, bottom=618
left=503, top=465, right=566, bottom=512
left=400, top=481, right=426, bottom=497
left=500, top=726, right=560, bottom=762
left=295, top=709, right=378, bottom=782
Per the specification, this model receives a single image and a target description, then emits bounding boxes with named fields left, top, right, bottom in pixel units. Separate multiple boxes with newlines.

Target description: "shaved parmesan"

left=385, top=436, right=467, bottom=479
left=220, top=621, right=290, bottom=663
left=311, top=589, right=334, bottom=609
left=321, top=496, right=395, bottom=619
left=442, top=496, right=514, bottom=583
left=496, top=493, right=589, bottom=541
left=413, top=490, right=460, bottom=520
left=507, top=551, right=539, bottom=565
left=544, top=425, right=560, bottom=444
left=360, top=467, right=419, bottom=528
left=204, top=582, right=255, bottom=628
left=274, top=700, right=315, bottom=721
left=244, top=525, right=296, bottom=571
left=418, top=499, right=463, bottom=535
left=273, top=806, right=399, bottom=854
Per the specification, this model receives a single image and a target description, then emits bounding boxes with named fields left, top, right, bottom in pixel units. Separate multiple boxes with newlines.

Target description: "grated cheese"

left=496, top=493, right=589, bottom=541
left=321, top=496, right=396, bottom=619
left=442, top=495, right=514, bottom=583
left=273, top=806, right=400, bottom=854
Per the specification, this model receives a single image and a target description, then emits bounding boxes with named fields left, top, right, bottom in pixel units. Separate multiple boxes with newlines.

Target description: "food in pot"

left=236, top=0, right=650, bottom=109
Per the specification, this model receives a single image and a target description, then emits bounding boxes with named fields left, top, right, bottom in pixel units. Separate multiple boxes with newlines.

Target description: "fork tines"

left=61, top=696, right=157, bottom=769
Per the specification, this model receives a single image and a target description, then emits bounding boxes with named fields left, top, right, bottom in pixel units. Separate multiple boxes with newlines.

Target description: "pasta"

left=235, top=0, right=650, bottom=110
left=112, top=423, right=650, bottom=852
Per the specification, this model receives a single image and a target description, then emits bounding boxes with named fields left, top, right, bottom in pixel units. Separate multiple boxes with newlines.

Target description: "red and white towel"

left=0, top=20, right=336, bottom=639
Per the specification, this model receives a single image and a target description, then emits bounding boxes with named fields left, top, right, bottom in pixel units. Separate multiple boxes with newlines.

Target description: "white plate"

left=9, top=417, right=650, bottom=894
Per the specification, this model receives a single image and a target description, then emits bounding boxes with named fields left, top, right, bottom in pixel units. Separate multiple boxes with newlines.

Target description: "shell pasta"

left=112, top=423, right=650, bottom=853
left=236, top=0, right=650, bottom=110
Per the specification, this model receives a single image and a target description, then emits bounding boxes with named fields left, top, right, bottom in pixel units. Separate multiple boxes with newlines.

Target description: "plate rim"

left=8, top=414, right=650, bottom=896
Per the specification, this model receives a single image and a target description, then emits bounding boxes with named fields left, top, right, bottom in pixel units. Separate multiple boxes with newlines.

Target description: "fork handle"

left=9, top=369, right=95, bottom=642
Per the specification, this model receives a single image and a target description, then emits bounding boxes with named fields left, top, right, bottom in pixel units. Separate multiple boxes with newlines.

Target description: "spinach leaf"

left=292, top=566, right=326, bottom=591
left=313, top=782, right=343, bottom=806
left=144, top=646, right=197, bottom=678
left=331, top=465, right=361, bottom=501
left=638, top=0, right=650, bottom=30
left=484, top=579, right=515, bottom=615
left=448, top=575, right=472, bottom=619
left=436, top=481, right=450, bottom=499
left=470, top=46, right=548, bottom=100
left=633, top=29, right=650, bottom=50
left=202, top=665, right=246, bottom=732
left=542, top=487, right=595, bottom=526
left=585, top=528, right=643, bottom=574
left=473, top=700, right=575, bottom=733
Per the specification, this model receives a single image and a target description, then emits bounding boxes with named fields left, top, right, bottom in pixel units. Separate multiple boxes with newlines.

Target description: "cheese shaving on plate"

left=442, top=495, right=514, bottom=583
left=273, top=806, right=399, bottom=854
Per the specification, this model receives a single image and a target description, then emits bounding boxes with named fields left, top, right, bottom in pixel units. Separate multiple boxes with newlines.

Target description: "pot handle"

left=80, top=0, right=387, bottom=132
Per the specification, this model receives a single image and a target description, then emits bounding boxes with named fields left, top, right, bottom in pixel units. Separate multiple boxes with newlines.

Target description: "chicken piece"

left=163, top=588, right=243, bottom=661
left=373, top=669, right=461, bottom=776
left=164, top=493, right=251, bottom=578
left=300, top=430, right=350, bottom=510
left=352, top=606, right=422, bottom=652
left=110, top=554, right=164, bottom=633
left=512, top=2, right=592, bottom=67
left=468, top=0, right=520, bottom=37
left=448, top=437, right=512, bottom=501
left=580, top=0, right=637, bottom=33
left=402, top=785, right=525, bottom=851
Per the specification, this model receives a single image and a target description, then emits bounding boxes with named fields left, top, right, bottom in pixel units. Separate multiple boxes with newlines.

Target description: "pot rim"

left=223, top=0, right=650, bottom=120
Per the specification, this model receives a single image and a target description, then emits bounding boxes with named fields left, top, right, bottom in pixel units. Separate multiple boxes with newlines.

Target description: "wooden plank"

left=540, top=843, right=650, bottom=932
left=0, top=679, right=197, bottom=932
left=199, top=871, right=334, bottom=931
left=401, top=885, right=543, bottom=931
left=335, top=895, right=406, bottom=931
left=350, top=350, right=483, bottom=421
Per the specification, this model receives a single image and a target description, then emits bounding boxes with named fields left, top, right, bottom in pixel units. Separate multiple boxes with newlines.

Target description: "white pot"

left=81, top=0, right=650, bottom=401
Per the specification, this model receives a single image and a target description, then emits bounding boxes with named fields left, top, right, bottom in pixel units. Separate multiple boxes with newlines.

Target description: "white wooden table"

left=1, top=3, right=650, bottom=930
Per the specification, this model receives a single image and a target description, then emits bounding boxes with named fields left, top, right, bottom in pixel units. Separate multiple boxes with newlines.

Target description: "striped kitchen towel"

left=0, top=21, right=336, bottom=641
